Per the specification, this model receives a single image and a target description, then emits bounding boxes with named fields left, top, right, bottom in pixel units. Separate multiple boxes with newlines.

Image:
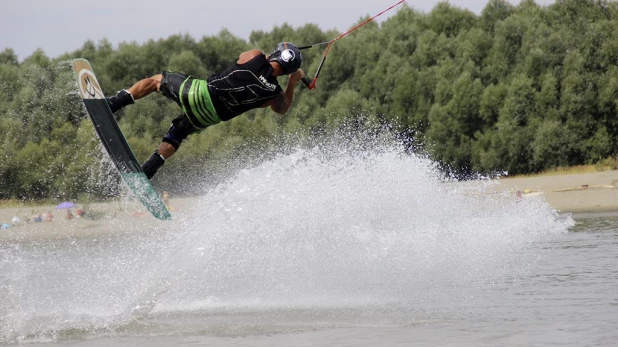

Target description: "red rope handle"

left=330, top=0, right=406, bottom=46
left=305, top=0, right=406, bottom=90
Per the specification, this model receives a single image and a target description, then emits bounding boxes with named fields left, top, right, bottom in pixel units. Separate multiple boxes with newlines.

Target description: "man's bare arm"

left=266, top=69, right=306, bottom=114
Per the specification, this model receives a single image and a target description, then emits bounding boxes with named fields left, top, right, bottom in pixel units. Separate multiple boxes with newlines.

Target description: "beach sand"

left=485, top=170, right=618, bottom=215
left=1, top=170, right=617, bottom=243
left=0, top=198, right=193, bottom=243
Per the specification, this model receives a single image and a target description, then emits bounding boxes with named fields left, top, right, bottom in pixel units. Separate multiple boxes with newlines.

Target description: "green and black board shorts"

left=159, top=71, right=221, bottom=149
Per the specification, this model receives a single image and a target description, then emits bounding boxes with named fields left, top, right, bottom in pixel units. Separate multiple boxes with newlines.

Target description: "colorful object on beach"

left=71, top=59, right=172, bottom=221
left=56, top=201, right=75, bottom=209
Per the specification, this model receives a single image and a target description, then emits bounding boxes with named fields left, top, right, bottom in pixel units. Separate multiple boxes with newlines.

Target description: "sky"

left=1, top=0, right=553, bottom=61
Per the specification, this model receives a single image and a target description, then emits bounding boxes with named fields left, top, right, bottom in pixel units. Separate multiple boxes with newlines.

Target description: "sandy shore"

left=0, top=198, right=194, bottom=243
left=1, top=170, right=617, bottom=243
left=484, top=170, right=618, bottom=215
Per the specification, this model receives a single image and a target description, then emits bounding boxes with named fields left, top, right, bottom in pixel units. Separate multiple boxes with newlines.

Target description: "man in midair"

left=106, top=42, right=305, bottom=179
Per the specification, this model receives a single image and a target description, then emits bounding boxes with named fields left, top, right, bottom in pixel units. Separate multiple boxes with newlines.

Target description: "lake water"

left=1, top=143, right=617, bottom=346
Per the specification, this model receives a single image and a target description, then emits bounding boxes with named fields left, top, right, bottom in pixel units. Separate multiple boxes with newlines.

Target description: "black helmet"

left=268, top=42, right=302, bottom=75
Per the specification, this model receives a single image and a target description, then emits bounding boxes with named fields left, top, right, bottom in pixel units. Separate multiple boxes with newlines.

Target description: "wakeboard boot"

left=141, top=151, right=166, bottom=179
left=106, top=89, right=135, bottom=118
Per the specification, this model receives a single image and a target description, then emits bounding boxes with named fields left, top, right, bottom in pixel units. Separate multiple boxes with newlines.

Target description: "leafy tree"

left=532, top=120, right=577, bottom=169
left=426, top=2, right=477, bottom=38
left=5, top=0, right=618, bottom=200
left=0, top=48, right=19, bottom=66
left=167, top=50, right=209, bottom=78
left=480, top=0, right=515, bottom=33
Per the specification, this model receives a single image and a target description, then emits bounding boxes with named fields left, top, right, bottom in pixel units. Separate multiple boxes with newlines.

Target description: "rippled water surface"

left=1, top=142, right=616, bottom=346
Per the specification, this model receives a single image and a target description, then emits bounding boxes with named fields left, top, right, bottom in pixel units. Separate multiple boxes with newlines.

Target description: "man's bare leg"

left=141, top=125, right=178, bottom=179
left=157, top=142, right=176, bottom=159
left=107, top=74, right=163, bottom=113
left=105, top=74, right=174, bottom=179
left=142, top=141, right=176, bottom=179
left=128, top=74, right=163, bottom=99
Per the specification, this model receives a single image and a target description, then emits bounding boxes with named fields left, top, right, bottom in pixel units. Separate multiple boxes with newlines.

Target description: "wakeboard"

left=72, top=58, right=172, bottom=221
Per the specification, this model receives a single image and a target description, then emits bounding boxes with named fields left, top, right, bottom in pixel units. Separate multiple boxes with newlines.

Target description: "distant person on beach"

left=104, top=42, right=305, bottom=179
left=43, top=211, right=53, bottom=222
left=11, top=215, right=21, bottom=225
left=66, top=209, right=74, bottom=220
left=32, top=214, right=42, bottom=223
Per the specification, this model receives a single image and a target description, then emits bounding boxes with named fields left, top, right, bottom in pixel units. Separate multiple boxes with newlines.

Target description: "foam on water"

left=0, top=132, right=574, bottom=343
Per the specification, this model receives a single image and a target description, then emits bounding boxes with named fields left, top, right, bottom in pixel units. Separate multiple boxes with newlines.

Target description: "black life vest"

left=207, top=54, right=283, bottom=121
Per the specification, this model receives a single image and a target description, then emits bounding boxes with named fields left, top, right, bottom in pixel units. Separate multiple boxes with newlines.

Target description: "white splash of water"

left=151, top=138, right=572, bottom=313
left=0, top=133, right=573, bottom=343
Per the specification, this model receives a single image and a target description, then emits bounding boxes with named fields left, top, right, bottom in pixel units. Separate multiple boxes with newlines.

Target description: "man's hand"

left=264, top=69, right=306, bottom=114
left=289, top=69, right=305, bottom=84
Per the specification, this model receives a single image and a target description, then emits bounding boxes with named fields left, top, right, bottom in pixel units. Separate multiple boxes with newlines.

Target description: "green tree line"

left=2, top=0, right=618, bottom=200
